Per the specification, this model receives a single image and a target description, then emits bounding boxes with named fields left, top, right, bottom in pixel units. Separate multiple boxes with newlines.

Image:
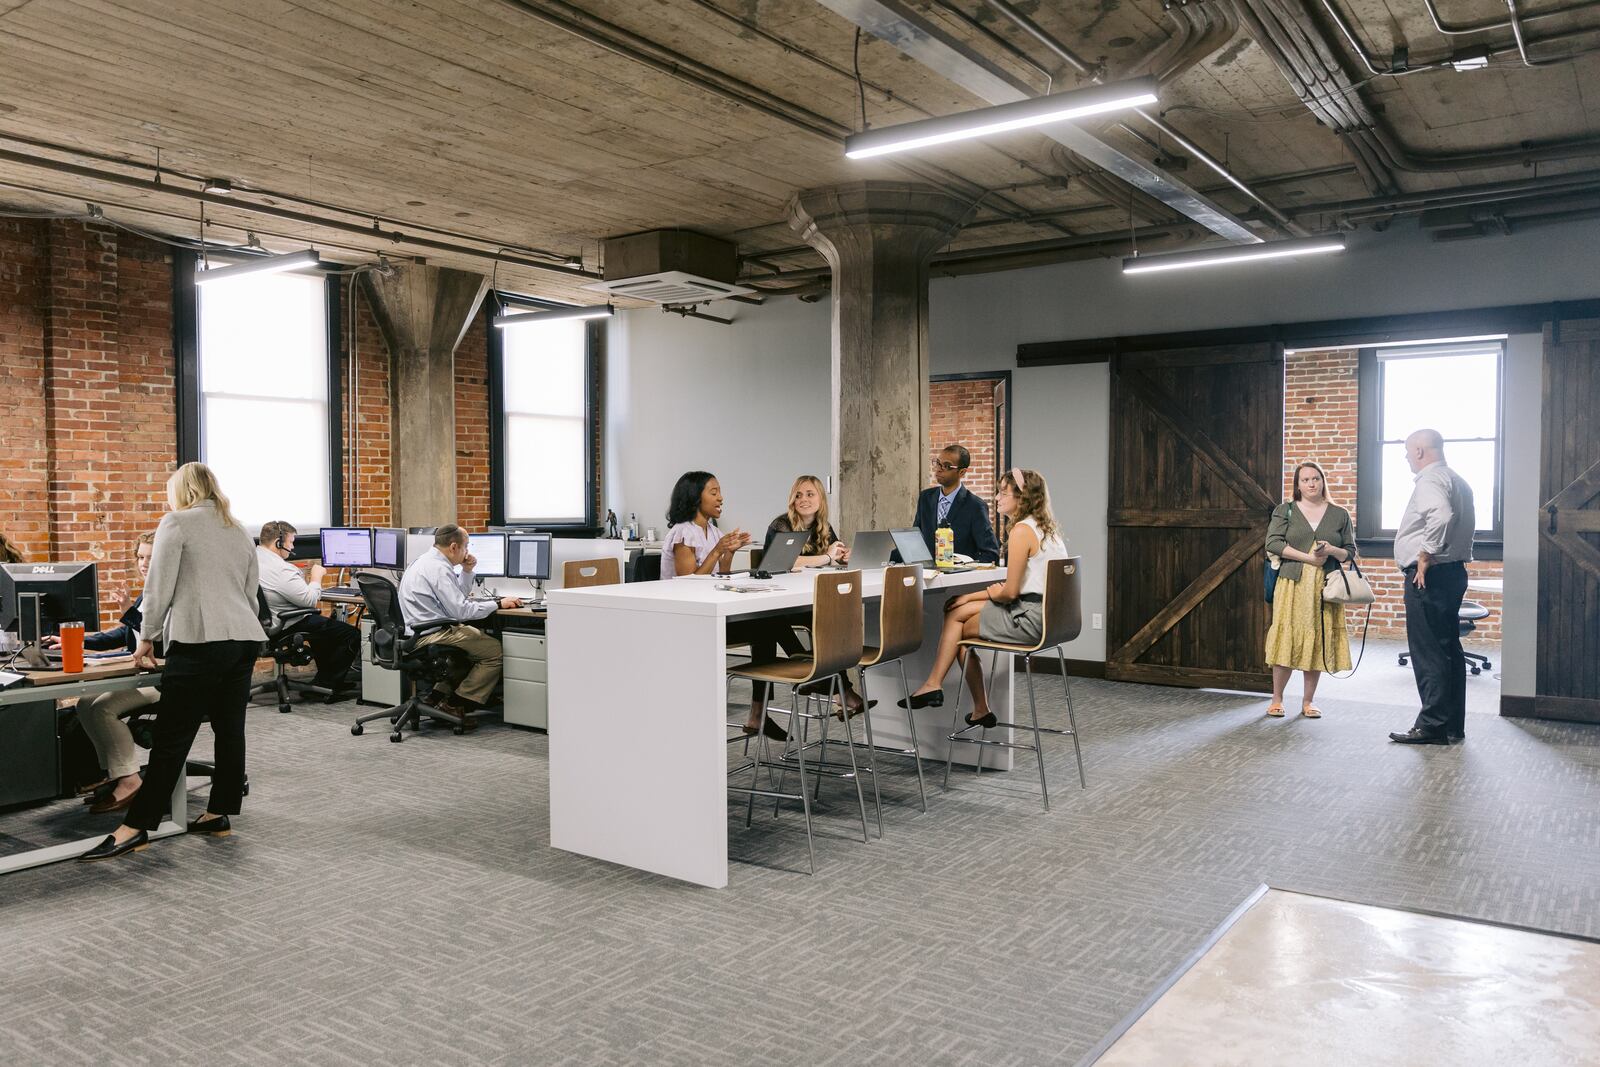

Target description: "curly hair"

left=999, top=468, right=1060, bottom=543
left=667, top=471, right=716, bottom=527
left=782, top=475, right=835, bottom=553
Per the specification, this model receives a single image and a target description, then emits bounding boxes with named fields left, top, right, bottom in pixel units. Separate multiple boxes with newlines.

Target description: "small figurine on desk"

left=604, top=509, right=620, bottom=540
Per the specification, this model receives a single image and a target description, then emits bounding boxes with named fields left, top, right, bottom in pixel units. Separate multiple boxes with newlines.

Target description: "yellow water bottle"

left=935, top=524, right=955, bottom=568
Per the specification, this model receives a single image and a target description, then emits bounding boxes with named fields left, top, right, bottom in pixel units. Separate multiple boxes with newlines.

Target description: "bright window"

left=196, top=269, right=331, bottom=530
left=499, top=316, right=590, bottom=524
left=1363, top=340, right=1502, bottom=537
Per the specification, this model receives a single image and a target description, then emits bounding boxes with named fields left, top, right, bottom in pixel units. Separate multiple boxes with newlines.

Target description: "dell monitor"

left=1, top=562, right=100, bottom=650
left=507, top=534, right=553, bottom=581
left=373, top=527, right=405, bottom=569
left=320, top=527, right=374, bottom=568
left=467, top=533, right=507, bottom=578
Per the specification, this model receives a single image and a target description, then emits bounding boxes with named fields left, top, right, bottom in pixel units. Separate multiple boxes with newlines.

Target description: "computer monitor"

left=0, top=562, right=99, bottom=642
left=372, top=527, right=405, bottom=569
left=320, top=527, right=374, bottom=568
left=507, top=534, right=553, bottom=581
left=467, top=533, right=507, bottom=578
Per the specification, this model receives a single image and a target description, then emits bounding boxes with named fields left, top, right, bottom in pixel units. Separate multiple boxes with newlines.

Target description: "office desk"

left=546, top=567, right=1009, bottom=888
left=0, top=661, right=182, bottom=875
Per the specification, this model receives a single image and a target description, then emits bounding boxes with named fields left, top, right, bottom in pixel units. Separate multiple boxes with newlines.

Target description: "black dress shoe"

left=761, top=715, right=789, bottom=742
left=1447, top=731, right=1465, bottom=742
left=1389, top=727, right=1450, bottom=745
left=897, top=690, right=944, bottom=710
left=188, top=814, right=232, bottom=835
left=79, top=830, right=149, bottom=861
left=964, top=710, right=999, bottom=729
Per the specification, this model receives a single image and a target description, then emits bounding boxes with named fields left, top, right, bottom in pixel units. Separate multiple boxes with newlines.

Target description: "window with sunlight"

left=197, top=269, right=331, bottom=531
left=501, top=317, right=589, bottom=524
left=1373, top=341, right=1502, bottom=534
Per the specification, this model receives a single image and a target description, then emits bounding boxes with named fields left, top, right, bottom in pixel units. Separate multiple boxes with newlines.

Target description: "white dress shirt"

left=256, top=546, right=321, bottom=615
left=398, top=547, right=496, bottom=635
left=1393, top=461, right=1475, bottom=569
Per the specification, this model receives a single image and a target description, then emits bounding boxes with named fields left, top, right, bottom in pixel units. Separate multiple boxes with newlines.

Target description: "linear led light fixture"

left=493, top=303, right=614, bottom=327
left=194, top=248, right=322, bottom=284
left=1122, top=234, right=1347, bottom=275
left=844, top=77, right=1159, bottom=160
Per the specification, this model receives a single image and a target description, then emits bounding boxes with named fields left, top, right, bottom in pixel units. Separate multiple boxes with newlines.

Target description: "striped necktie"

left=936, top=491, right=953, bottom=525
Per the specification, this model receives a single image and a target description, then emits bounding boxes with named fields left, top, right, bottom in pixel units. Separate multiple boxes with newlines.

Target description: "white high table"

left=546, top=567, right=1013, bottom=887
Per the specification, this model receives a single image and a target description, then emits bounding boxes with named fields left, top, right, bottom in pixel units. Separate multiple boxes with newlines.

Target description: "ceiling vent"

left=583, top=230, right=753, bottom=304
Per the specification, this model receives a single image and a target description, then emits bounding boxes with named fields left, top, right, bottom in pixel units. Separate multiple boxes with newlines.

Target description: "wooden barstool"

left=849, top=563, right=928, bottom=831
left=726, top=570, right=865, bottom=873
left=562, top=557, right=621, bottom=588
left=942, top=557, right=1086, bottom=811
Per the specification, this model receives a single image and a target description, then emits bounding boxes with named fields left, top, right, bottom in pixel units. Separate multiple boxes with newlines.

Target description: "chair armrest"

left=409, top=619, right=456, bottom=638
left=277, top=608, right=322, bottom=624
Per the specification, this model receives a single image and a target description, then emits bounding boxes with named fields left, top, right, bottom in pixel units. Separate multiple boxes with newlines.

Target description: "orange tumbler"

left=59, top=621, right=85, bottom=674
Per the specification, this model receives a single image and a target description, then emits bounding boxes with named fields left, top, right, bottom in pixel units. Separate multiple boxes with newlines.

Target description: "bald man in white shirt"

left=1388, top=429, right=1476, bottom=745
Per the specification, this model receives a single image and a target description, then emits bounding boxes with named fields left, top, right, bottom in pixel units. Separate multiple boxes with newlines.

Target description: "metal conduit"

left=1422, top=0, right=1600, bottom=35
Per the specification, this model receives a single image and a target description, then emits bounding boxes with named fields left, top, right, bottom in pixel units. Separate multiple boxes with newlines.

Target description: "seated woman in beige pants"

left=48, top=534, right=159, bottom=813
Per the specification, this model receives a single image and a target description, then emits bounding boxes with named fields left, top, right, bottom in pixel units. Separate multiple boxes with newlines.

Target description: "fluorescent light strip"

left=194, top=248, right=321, bottom=284
left=1122, top=235, right=1346, bottom=275
left=845, top=77, right=1158, bottom=160
left=493, top=303, right=614, bottom=327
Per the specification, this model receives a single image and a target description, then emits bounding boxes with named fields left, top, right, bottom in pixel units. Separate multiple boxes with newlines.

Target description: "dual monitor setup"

left=317, top=526, right=553, bottom=582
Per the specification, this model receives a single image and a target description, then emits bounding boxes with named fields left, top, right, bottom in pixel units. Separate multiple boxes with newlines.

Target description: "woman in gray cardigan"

left=83, top=462, right=267, bottom=861
left=1264, top=461, right=1355, bottom=719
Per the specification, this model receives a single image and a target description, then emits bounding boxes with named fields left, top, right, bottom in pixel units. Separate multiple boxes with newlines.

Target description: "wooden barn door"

left=1106, top=343, right=1284, bottom=690
left=1535, top=317, right=1600, bottom=722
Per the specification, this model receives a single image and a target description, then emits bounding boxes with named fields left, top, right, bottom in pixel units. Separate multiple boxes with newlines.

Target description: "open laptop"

left=851, top=530, right=897, bottom=568
left=752, top=530, right=808, bottom=577
left=890, top=527, right=983, bottom=571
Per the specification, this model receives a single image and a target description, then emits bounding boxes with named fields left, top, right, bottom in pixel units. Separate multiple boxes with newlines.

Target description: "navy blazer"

left=85, top=596, right=143, bottom=653
left=914, top=485, right=1001, bottom=563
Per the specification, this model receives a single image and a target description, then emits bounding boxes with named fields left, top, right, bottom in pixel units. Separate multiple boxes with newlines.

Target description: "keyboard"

left=323, top=586, right=361, bottom=598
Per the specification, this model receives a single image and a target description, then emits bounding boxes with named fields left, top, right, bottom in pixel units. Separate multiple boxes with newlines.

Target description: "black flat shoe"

left=761, top=715, right=789, bottom=742
left=1389, top=728, right=1450, bottom=745
left=897, top=690, right=944, bottom=710
left=834, top=699, right=878, bottom=721
left=964, top=711, right=999, bottom=729
left=80, top=830, right=148, bottom=861
left=188, top=814, right=232, bottom=835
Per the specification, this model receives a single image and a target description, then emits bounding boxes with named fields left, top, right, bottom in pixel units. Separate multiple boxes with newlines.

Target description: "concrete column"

left=360, top=264, right=488, bottom=527
left=788, top=182, right=975, bottom=539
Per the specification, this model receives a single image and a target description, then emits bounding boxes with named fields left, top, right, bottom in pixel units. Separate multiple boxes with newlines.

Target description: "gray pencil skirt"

left=978, top=594, right=1044, bottom=646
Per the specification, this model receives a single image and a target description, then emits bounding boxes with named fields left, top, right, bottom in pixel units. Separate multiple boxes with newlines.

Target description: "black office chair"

left=1397, top=599, right=1494, bottom=675
left=632, top=552, right=662, bottom=583
left=349, top=573, right=473, bottom=742
left=249, top=590, right=351, bottom=713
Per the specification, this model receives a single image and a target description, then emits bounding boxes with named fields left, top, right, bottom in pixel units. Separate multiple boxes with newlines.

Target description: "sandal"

left=1266, top=703, right=1285, bottom=718
left=1301, top=704, right=1321, bottom=719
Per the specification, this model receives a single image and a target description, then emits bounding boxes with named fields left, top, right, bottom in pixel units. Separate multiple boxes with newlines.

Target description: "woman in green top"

left=1264, top=461, right=1355, bottom=719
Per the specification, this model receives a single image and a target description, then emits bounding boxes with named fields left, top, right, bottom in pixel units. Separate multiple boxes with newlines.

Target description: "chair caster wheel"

left=452, top=726, right=464, bottom=735
left=279, top=704, right=292, bottom=714
left=1484, top=661, right=1493, bottom=670
left=390, top=732, right=403, bottom=743
left=241, top=778, right=249, bottom=797
left=351, top=724, right=364, bottom=736
left=1470, top=668, right=1481, bottom=675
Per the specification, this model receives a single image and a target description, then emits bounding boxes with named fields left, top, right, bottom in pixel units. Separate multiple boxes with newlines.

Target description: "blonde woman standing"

left=82, top=463, right=266, bottom=861
left=1264, top=461, right=1355, bottom=719
left=900, top=468, right=1067, bottom=727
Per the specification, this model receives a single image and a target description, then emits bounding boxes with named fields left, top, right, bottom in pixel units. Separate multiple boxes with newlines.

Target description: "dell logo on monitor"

left=30, top=566, right=55, bottom=574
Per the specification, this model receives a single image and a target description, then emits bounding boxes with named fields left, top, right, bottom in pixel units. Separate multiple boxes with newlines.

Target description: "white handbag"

left=1322, top=559, right=1375, bottom=605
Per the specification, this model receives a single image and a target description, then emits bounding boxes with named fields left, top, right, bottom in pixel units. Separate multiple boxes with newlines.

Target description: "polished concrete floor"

left=1093, top=889, right=1600, bottom=1066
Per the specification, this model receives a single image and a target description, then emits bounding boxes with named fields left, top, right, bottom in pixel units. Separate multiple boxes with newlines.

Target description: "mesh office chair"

left=349, top=573, right=472, bottom=743
left=1397, top=599, right=1494, bottom=675
left=942, top=557, right=1087, bottom=812
left=632, top=552, right=662, bottom=583
left=249, top=590, right=351, bottom=713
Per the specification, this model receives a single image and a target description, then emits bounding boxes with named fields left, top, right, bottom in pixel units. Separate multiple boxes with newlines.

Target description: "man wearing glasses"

left=913, top=444, right=1002, bottom=564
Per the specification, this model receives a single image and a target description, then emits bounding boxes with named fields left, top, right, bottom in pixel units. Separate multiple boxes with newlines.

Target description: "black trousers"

left=125, top=640, right=258, bottom=831
left=1403, top=561, right=1469, bottom=736
left=289, top=613, right=360, bottom=683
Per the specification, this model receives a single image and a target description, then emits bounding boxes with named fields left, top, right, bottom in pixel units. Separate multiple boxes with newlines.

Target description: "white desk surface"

left=544, top=565, right=1003, bottom=618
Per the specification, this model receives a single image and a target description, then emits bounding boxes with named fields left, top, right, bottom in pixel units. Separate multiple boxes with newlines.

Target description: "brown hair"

left=998, top=468, right=1060, bottom=543
left=135, top=532, right=155, bottom=555
left=258, top=520, right=297, bottom=549
left=1291, top=461, right=1333, bottom=503
left=0, top=531, right=22, bottom=564
left=434, top=524, right=468, bottom=548
left=783, top=475, right=836, bottom=554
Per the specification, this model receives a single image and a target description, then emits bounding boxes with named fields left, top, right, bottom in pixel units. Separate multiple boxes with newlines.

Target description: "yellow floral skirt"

left=1265, top=571, right=1350, bottom=673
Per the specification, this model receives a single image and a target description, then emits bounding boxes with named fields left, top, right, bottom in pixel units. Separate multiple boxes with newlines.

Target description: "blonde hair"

left=785, top=475, right=835, bottom=553
left=998, top=468, right=1060, bottom=543
left=134, top=531, right=156, bottom=555
left=166, top=462, right=240, bottom=528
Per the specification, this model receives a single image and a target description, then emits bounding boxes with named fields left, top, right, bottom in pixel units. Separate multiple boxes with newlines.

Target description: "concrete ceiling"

left=0, top=0, right=1596, bottom=302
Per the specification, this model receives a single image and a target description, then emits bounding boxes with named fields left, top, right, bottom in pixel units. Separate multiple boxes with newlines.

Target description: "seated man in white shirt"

left=256, top=520, right=360, bottom=691
left=397, top=524, right=522, bottom=728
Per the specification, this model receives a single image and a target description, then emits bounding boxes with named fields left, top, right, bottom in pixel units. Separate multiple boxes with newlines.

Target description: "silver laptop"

left=891, top=527, right=981, bottom=571
left=851, top=530, right=897, bottom=568
left=754, top=530, right=808, bottom=576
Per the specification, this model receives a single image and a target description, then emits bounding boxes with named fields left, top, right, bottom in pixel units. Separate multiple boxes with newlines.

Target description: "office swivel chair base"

left=351, top=690, right=481, bottom=742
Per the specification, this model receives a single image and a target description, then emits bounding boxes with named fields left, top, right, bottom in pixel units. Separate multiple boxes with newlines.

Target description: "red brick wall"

left=454, top=310, right=491, bottom=530
left=338, top=286, right=393, bottom=527
left=0, top=221, right=50, bottom=564
left=929, top=377, right=1002, bottom=532
left=1284, top=348, right=1502, bottom=640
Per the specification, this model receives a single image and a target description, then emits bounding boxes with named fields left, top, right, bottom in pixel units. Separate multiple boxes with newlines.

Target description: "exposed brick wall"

left=338, top=286, right=393, bottom=527
left=454, top=309, right=491, bottom=530
left=0, top=220, right=50, bottom=563
left=929, top=377, right=1002, bottom=532
left=1284, top=348, right=1502, bottom=640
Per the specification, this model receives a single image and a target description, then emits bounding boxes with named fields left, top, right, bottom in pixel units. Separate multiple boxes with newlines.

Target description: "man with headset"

left=256, top=520, right=360, bottom=691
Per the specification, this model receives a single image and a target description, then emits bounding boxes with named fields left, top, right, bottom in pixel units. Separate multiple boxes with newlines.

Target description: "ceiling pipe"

left=1421, top=0, right=1600, bottom=35
left=1287, top=167, right=1600, bottom=218
left=976, top=0, right=1307, bottom=236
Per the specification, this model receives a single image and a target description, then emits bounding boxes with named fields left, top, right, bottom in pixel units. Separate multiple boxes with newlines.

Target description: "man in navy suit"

left=913, top=444, right=1002, bottom=563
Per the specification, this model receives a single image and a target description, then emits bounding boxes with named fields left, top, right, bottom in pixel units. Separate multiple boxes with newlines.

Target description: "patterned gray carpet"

left=1, top=676, right=1595, bottom=1066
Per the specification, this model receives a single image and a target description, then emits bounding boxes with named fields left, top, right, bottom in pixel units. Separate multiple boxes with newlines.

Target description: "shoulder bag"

left=1322, top=558, right=1375, bottom=605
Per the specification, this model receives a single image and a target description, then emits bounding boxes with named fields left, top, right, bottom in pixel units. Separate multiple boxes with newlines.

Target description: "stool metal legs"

left=729, top=683, right=816, bottom=874
left=1057, top=646, right=1086, bottom=789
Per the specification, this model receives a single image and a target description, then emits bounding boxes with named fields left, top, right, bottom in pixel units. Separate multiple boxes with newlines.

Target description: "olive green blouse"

left=1265, top=501, right=1356, bottom=583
